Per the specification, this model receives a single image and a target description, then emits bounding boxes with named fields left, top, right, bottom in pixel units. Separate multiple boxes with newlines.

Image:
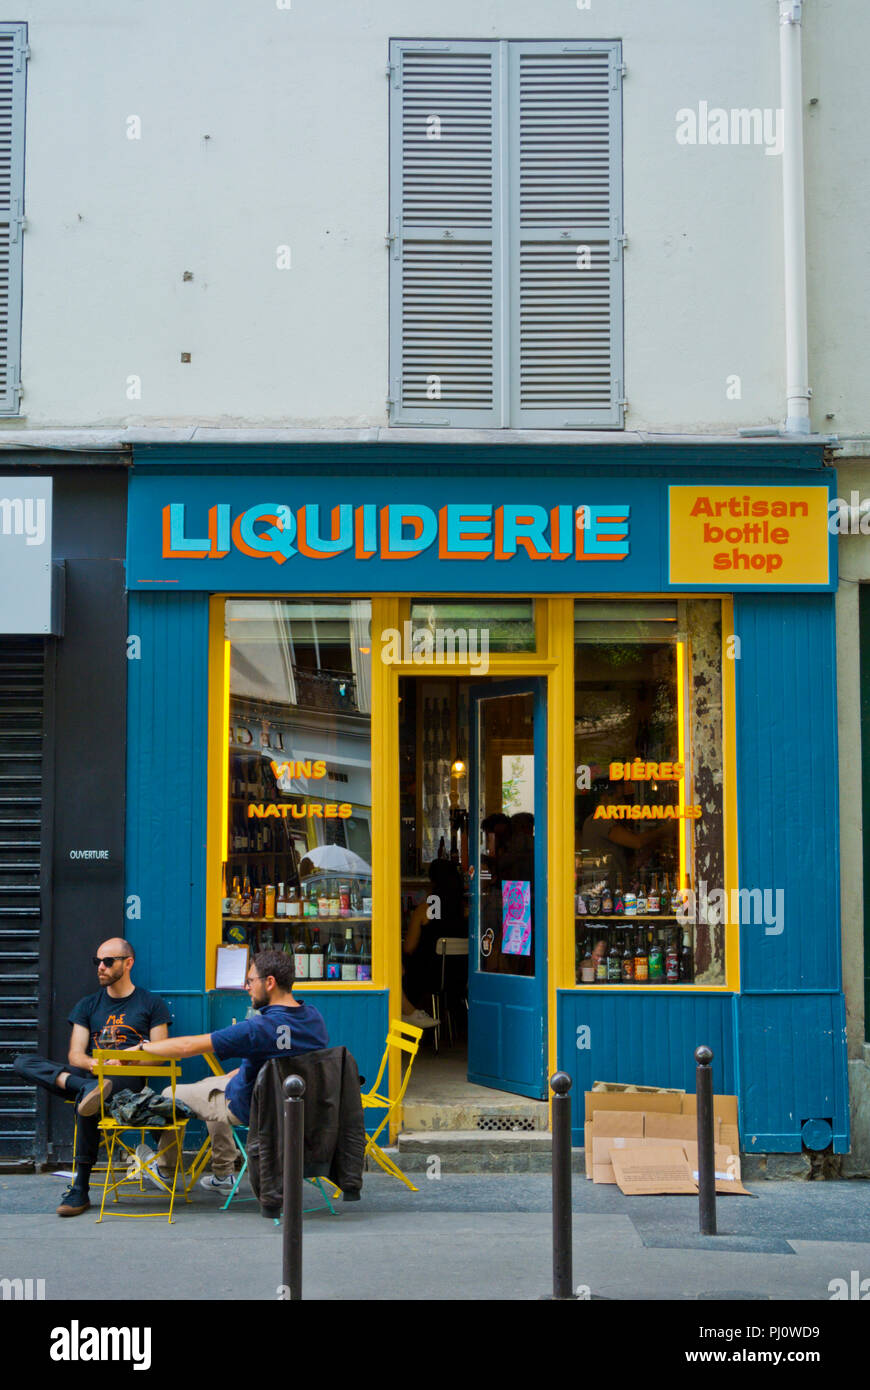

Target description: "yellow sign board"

left=669, top=486, right=830, bottom=586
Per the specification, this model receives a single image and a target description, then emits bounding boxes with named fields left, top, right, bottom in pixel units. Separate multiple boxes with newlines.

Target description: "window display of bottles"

left=575, top=922, right=694, bottom=985
left=575, top=873, right=676, bottom=919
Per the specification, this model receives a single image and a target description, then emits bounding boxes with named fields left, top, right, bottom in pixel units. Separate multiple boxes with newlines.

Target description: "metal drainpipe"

left=779, top=0, right=811, bottom=434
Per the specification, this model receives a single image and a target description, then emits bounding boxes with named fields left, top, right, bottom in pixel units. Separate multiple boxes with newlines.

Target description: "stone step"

left=402, top=1097, right=549, bottom=1133
left=395, top=1129, right=579, bottom=1174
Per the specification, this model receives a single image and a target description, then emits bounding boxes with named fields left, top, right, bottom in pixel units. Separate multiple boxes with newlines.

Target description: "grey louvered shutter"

left=509, top=42, right=623, bottom=428
left=0, top=24, right=26, bottom=416
left=389, top=41, right=502, bottom=426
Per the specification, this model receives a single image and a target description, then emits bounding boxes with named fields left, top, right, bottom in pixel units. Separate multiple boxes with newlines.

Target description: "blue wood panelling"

left=126, top=593, right=211, bottom=994
left=557, top=990, right=736, bottom=1145
left=734, top=594, right=840, bottom=993
left=737, top=993, right=849, bottom=1153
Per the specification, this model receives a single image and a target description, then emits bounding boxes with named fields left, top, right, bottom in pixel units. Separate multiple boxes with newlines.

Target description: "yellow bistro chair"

left=360, top=1019, right=423, bottom=1192
left=93, top=1048, right=189, bottom=1224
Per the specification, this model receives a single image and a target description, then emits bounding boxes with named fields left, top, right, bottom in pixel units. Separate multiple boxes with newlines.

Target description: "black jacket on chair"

left=247, top=1046, right=365, bottom=1212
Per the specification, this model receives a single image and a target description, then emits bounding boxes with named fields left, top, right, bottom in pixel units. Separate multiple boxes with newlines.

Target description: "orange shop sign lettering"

left=248, top=802, right=352, bottom=820
left=668, top=486, right=830, bottom=586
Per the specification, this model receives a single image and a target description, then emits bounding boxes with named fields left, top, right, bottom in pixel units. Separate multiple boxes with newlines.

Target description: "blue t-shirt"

left=210, top=1003, right=328, bottom=1125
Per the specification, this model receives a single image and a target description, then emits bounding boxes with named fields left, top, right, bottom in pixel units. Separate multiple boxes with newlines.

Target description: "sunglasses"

left=93, top=955, right=129, bottom=967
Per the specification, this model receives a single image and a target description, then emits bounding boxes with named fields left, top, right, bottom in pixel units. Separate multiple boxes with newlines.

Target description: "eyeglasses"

left=244, top=975, right=260, bottom=989
left=93, top=956, right=128, bottom=967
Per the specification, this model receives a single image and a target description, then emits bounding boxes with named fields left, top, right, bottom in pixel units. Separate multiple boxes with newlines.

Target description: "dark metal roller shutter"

left=0, top=638, right=44, bottom=1156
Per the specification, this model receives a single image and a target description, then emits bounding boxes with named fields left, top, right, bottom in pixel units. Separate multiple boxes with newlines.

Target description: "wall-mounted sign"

left=0, top=478, right=56, bottom=634
left=127, top=472, right=836, bottom=594
left=669, top=486, right=830, bottom=586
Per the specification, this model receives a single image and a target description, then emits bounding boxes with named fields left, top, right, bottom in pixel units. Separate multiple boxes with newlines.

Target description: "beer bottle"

left=634, top=928, right=649, bottom=982
left=601, top=884, right=613, bottom=915
left=241, top=876, right=252, bottom=918
left=607, top=930, right=622, bottom=982
left=679, top=930, right=694, bottom=983
left=614, top=877, right=625, bottom=915
left=665, top=930, right=680, bottom=982
left=648, top=930, right=664, bottom=981
left=659, top=875, right=671, bottom=915
left=636, top=881, right=648, bottom=915
left=595, top=935, right=608, bottom=982
left=648, top=874, right=660, bottom=914
left=621, top=929, right=635, bottom=983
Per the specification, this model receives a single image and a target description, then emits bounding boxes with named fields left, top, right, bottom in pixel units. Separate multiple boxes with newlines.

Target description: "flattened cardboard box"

left=589, top=1112, right=644, bottom=1184
left=584, top=1090, right=682, bottom=1123
left=610, top=1146, right=699, bottom=1196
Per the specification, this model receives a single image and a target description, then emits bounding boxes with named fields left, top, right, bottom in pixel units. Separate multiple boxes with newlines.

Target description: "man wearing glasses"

left=13, top=938, right=171, bottom=1218
left=140, top=950, right=327, bottom=1197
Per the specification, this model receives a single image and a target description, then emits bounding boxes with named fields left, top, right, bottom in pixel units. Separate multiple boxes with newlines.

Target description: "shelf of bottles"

left=223, top=879, right=373, bottom=983
left=574, top=875, right=694, bottom=985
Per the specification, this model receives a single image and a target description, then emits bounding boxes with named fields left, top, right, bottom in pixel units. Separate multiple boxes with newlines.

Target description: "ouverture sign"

left=126, top=473, right=836, bottom=594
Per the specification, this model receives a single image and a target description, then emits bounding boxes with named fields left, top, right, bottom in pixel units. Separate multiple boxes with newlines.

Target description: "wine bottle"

left=326, top=930, right=340, bottom=981
left=309, top=927, right=325, bottom=980
left=340, top=927, right=356, bottom=982
left=293, top=927, right=310, bottom=981
left=356, top=927, right=371, bottom=981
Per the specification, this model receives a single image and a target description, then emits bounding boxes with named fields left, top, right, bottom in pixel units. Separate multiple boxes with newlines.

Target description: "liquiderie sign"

left=668, top=486, right=830, bottom=586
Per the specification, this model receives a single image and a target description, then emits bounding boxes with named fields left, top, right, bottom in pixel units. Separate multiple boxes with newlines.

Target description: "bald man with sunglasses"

left=13, top=938, right=171, bottom=1217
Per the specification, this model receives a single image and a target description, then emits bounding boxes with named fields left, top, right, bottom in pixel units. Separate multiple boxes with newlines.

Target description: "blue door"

left=468, top=680, right=547, bottom=1099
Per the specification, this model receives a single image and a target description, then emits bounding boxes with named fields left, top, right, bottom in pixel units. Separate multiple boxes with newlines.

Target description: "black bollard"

left=282, top=1074, right=305, bottom=1300
left=550, top=1071, right=578, bottom=1300
left=695, top=1045, right=717, bottom=1236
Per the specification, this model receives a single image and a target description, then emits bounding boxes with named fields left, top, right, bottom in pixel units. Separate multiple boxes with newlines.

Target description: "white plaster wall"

left=0, top=0, right=818, bottom=429
left=804, top=0, right=870, bottom=442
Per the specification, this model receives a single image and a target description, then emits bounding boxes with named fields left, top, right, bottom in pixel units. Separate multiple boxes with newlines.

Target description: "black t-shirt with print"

left=68, top=987, right=172, bottom=1055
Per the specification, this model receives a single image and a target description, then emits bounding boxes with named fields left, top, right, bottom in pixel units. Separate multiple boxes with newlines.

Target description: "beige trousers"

left=158, top=1072, right=242, bottom=1178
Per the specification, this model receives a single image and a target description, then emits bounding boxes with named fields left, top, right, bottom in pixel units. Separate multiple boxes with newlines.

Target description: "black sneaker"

left=57, top=1184, right=90, bottom=1217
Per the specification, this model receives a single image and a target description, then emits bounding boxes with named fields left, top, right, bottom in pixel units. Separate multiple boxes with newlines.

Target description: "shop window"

left=222, top=599, right=373, bottom=984
left=573, top=600, right=726, bottom=986
left=410, top=599, right=536, bottom=655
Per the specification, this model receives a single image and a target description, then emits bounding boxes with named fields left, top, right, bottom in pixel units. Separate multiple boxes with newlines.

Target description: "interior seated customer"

left=402, top=858, right=468, bottom=1028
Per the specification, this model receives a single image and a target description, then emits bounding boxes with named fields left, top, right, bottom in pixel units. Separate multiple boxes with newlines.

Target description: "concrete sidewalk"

left=1, top=1171, right=868, bottom=1301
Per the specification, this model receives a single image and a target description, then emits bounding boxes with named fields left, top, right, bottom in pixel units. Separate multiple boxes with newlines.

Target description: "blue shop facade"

left=124, top=439, right=848, bottom=1153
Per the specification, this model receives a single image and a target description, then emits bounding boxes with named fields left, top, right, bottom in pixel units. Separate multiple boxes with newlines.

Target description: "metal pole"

left=550, top=1071, right=576, bottom=1300
left=282, top=1074, right=305, bottom=1300
left=695, top=1045, right=717, bottom=1236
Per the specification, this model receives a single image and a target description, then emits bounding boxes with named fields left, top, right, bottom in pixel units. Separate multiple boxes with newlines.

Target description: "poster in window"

left=502, top=879, right=531, bottom=956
